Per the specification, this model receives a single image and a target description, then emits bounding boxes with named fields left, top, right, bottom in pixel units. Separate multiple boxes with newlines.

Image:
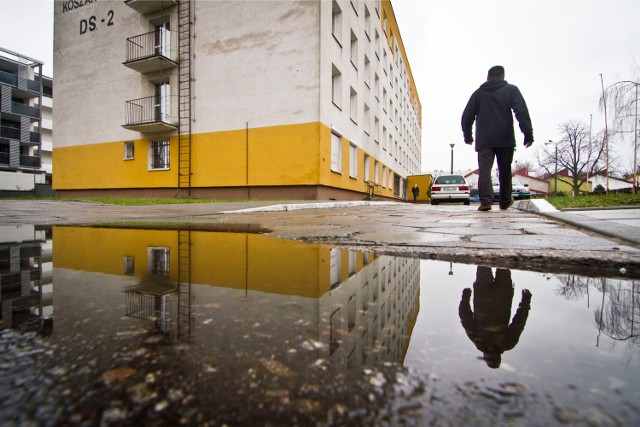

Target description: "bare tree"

left=537, top=120, right=607, bottom=196
left=600, top=79, right=640, bottom=192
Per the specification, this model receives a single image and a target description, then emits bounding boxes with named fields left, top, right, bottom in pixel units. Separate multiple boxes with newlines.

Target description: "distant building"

left=53, top=0, right=422, bottom=200
left=0, top=47, right=52, bottom=196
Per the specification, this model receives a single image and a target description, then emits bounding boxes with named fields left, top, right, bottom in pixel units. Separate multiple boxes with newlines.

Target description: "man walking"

left=461, top=65, right=534, bottom=211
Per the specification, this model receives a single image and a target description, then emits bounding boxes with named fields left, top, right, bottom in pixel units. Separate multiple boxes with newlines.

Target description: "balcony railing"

left=0, top=125, right=20, bottom=140
left=123, top=95, right=177, bottom=133
left=0, top=152, right=8, bottom=164
left=124, top=29, right=178, bottom=74
left=20, top=155, right=41, bottom=168
left=0, top=70, right=41, bottom=95
left=10, top=102, right=40, bottom=119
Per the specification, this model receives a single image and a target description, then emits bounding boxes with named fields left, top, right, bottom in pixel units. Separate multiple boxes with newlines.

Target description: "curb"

left=516, top=199, right=640, bottom=246
left=221, top=201, right=402, bottom=214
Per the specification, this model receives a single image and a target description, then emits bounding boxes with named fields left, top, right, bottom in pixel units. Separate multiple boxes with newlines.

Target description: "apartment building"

left=0, top=48, right=52, bottom=196
left=53, top=0, right=422, bottom=200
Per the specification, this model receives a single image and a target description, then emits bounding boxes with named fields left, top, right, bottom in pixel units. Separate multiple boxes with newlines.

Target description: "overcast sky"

left=2, top=0, right=639, bottom=175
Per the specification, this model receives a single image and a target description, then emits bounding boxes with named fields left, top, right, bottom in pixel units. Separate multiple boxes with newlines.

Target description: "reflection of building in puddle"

left=52, top=226, right=420, bottom=366
left=0, top=225, right=53, bottom=334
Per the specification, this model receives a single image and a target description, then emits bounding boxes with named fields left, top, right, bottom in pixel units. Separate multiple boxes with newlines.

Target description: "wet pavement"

left=1, top=199, right=640, bottom=426
left=0, top=199, right=639, bottom=279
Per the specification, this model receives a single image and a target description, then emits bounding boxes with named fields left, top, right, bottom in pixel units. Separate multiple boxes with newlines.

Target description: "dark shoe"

left=477, top=204, right=492, bottom=211
left=500, top=198, right=514, bottom=210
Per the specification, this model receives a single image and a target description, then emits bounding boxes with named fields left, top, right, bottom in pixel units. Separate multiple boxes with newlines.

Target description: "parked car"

left=430, top=175, right=470, bottom=205
left=492, top=177, right=531, bottom=202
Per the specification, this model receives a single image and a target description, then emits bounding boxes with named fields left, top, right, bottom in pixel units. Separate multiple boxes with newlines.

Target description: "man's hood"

left=479, top=79, right=508, bottom=91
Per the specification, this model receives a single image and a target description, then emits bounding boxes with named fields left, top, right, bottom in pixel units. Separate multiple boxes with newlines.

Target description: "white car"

left=430, top=175, right=470, bottom=205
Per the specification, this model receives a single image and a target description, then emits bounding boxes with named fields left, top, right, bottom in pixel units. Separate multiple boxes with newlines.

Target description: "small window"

left=349, top=87, right=358, bottom=123
left=350, top=31, right=358, bottom=68
left=332, top=65, right=342, bottom=108
left=349, top=143, right=357, bottom=178
left=332, top=1, right=342, bottom=45
left=331, top=131, right=342, bottom=173
left=123, top=256, right=135, bottom=275
left=149, top=140, right=170, bottom=170
left=124, top=141, right=134, bottom=160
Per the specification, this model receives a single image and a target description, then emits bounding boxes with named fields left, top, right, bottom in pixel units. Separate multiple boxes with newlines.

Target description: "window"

left=349, top=143, right=357, bottom=178
left=332, top=65, right=342, bottom=108
left=364, top=6, right=371, bottom=39
left=350, top=87, right=358, bottom=123
left=154, top=82, right=171, bottom=122
left=374, top=161, right=379, bottom=184
left=148, top=247, right=170, bottom=277
left=364, top=55, right=371, bottom=87
left=332, top=1, right=342, bottom=45
left=149, top=139, right=170, bottom=170
left=350, top=31, right=358, bottom=68
left=374, top=74, right=380, bottom=101
left=363, top=103, right=370, bottom=134
left=124, top=141, right=134, bottom=160
left=331, top=131, right=342, bottom=173
left=330, top=248, right=341, bottom=287
left=374, top=117, right=379, bottom=143
left=123, top=256, right=135, bottom=275
left=382, top=166, right=387, bottom=187
left=364, top=154, right=370, bottom=181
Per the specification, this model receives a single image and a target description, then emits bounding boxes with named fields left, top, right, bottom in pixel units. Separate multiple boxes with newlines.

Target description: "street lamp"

left=450, top=143, right=455, bottom=174
left=546, top=140, right=558, bottom=194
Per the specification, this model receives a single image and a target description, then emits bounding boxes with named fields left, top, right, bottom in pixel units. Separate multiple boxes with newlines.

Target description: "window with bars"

left=149, top=139, right=170, bottom=170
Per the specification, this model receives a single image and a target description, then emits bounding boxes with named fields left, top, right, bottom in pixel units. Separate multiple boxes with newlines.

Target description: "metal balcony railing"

left=125, top=95, right=176, bottom=126
left=125, top=29, right=176, bottom=63
left=0, top=70, right=41, bottom=95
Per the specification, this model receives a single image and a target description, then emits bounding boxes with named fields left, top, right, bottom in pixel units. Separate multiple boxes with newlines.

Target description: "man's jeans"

left=477, top=147, right=514, bottom=206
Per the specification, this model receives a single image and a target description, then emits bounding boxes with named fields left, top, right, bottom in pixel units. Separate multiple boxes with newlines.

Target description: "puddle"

left=1, top=225, right=639, bottom=426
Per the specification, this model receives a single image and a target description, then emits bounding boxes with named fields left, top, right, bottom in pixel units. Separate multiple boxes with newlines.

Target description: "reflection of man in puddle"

left=458, top=266, right=532, bottom=368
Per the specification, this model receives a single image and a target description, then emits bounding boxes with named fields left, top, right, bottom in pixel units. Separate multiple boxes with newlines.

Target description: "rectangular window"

left=363, top=103, right=370, bottom=135
left=148, top=247, right=170, bottom=277
left=330, top=248, right=341, bottom=288
left=364, top=154, right=370, bottom=181
left=364, top=6, right=371, bottom=39
left=374, top=117, right=379, bottom=143
left=332, top=65, right=342, bottom=108
left=349, top=143, right=357, bottom=178
left=149, top=139, right=170, bottom=170
left=332, top=1, right=342, bottom=45
left=350, top=87, right=358, bottom=123
left=123, top=256, right=135, bottom=275
left=382, top=166, right=387, bottom=187
left=350, top=31, right=358, bottom=68
left=124, top=141, right=134, bottom=160
left=374, top=161, right=379, bottom=184
left=331, top=131, right=342, bottom=173
left=364, top=55, right=371, bottom=88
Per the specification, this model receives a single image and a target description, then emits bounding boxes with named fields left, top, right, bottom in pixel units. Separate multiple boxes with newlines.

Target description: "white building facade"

left=53, top=0, right=422, bottom=200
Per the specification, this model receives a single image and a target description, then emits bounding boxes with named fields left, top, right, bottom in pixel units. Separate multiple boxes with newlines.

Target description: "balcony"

left=6, top=102, right=41, bottom=119
left=125, top=0, right=177, bottom=14
left=20, top=155, right=41, bottom=168
left=0, top=152, right=8, bottom=165
left=123, top=29, right=178, bottom=74
left=1, top=125, right=20, bottom=140
left=123, top=95, right=178, bottom=133
left=0, top=70, right=41, bottom=97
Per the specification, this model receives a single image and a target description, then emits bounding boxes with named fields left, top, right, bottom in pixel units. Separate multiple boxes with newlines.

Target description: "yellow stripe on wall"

left=52, top=121, right=399, bottom=198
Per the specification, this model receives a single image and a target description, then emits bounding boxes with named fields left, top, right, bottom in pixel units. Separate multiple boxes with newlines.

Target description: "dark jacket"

left=461, top=78, right=534, bottom=152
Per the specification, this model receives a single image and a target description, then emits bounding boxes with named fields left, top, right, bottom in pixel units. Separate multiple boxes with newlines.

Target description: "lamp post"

left=449, top=143, right=455, bottom=174
left=546, top=140, right=558, bottom=194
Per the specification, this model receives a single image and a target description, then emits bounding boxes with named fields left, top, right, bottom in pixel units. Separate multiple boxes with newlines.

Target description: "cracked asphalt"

left=1, top=199, right=638, bottom=278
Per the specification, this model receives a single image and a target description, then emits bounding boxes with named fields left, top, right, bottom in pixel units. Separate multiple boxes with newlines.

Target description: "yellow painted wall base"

left=53, top=122, right=401, bottom=200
